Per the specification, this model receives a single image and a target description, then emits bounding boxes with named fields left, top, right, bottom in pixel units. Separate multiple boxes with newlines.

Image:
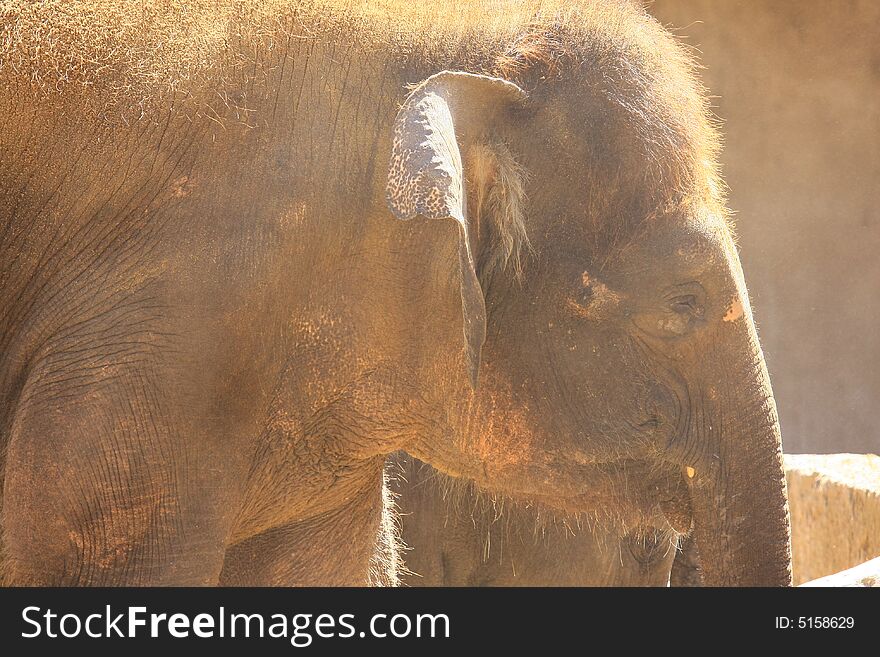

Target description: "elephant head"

left=385, top=36, right=791, bottom=587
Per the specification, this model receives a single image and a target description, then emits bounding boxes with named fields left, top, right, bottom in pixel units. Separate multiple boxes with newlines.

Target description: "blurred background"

left=648, top=0, right=880, bottom=454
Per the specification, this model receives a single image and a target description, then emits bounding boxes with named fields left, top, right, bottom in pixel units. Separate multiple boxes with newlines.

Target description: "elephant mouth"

left=657, top=473, right=693, bottom=533
left=515, top=459, right=694, bottom=534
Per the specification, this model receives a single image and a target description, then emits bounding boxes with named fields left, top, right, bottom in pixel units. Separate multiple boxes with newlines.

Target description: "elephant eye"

left=666, top=287, right=705, bottom=319
left=670, top=295, right=697, bottom=313
left=633, top=284, right=707, bottom=338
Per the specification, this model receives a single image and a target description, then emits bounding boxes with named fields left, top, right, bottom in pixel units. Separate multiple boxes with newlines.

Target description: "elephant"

left=0, top=0, right=791, bottom=585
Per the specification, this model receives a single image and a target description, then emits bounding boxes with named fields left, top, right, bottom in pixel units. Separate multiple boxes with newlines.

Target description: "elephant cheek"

left=469, top=406, right=539, bottom=482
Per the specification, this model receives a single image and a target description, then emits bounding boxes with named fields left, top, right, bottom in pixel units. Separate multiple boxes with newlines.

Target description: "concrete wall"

left=649, top=0, right=880, bottom=454
left=785, top=453, right=880, bottom=585
left=801, top=556, right=880, bottom=587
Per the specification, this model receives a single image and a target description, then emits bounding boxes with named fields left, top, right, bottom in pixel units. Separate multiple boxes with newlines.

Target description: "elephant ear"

left=386, top=71, right=527, bottom=387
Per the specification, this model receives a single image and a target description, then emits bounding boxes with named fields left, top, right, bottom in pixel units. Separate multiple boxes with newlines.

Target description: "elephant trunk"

left=686, top=417, right=791, bottom=586
left=674, top=313, right=792, bottom=586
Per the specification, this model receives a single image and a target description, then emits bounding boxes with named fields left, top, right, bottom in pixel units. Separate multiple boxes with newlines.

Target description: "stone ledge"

left=785, top=453, right=880, bottom=585
left=800, top=556, right=880, bottom=587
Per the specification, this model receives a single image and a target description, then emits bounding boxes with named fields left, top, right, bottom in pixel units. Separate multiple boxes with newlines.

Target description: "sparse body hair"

left=0, top=1, right=789, bottom=587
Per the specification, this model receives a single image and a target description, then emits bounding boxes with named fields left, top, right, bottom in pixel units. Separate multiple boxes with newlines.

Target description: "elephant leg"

left=2, top=369, right=237, bottom=586
left=219, top=471, right=389, bottom=586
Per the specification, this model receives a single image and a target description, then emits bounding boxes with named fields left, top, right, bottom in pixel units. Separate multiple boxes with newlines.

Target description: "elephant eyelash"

left=669, top=295, right=698, bottom=313
left=667, top=296, right=705, bottom=321
left=664, top=283, right=707, bottom=318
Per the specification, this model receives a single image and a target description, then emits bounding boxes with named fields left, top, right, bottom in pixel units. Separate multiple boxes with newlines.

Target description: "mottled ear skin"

left=385, top=71, right=527, bottom=387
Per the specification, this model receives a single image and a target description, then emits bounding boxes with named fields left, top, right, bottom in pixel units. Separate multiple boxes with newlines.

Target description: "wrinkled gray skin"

left=0, top=1, right=790, bottom=585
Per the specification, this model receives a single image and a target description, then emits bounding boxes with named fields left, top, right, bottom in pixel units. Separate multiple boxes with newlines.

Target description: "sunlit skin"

left=0, top=1, right=789, bottom=586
